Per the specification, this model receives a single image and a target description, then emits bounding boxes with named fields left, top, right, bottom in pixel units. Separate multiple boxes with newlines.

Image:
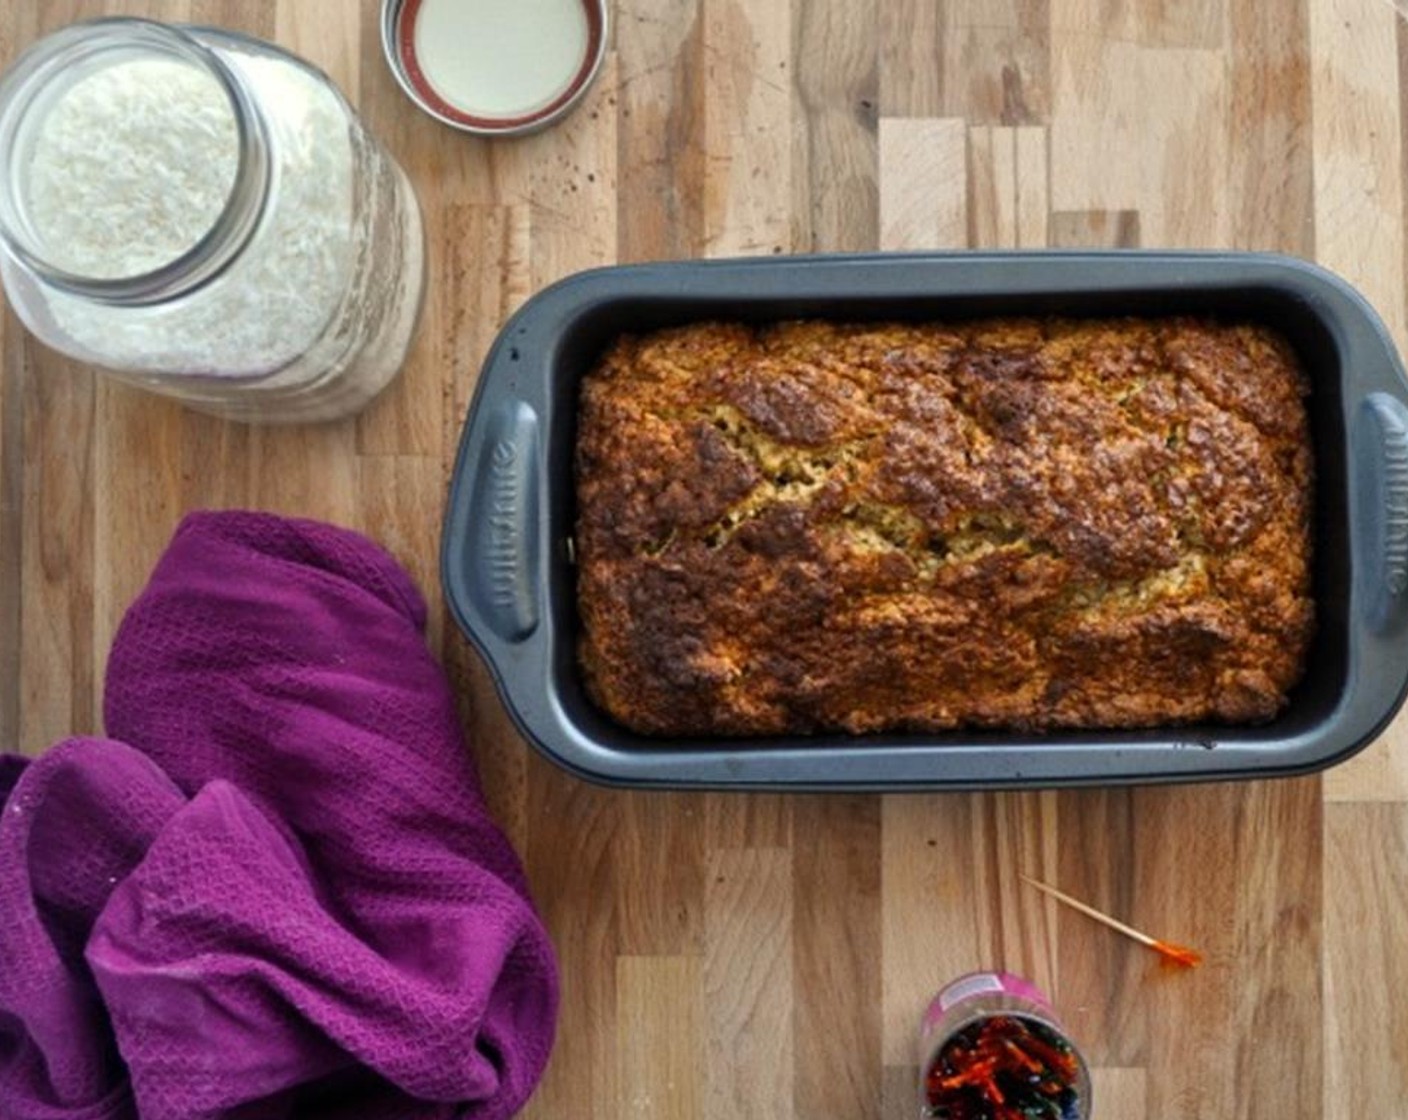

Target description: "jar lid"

left=380, top=0, right=607, bottom=136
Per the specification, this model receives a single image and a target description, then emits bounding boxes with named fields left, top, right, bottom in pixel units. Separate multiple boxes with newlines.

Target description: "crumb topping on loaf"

left=575, top=318, right=1314, bottom=735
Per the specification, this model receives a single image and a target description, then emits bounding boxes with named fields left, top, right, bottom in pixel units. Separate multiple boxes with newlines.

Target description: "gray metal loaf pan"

left=442, top=251, right=1408, bottom=790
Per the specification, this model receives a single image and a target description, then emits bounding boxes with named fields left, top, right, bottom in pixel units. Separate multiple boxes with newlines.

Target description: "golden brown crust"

left=574, top=317, right=1315, bottom=736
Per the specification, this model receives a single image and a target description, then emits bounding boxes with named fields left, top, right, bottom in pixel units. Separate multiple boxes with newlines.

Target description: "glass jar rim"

left=0, top=16, right=271, bottom=305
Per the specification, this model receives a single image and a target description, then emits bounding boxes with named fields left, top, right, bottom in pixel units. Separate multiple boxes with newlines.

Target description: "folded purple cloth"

left=0, top=512, right=559, bottom=1120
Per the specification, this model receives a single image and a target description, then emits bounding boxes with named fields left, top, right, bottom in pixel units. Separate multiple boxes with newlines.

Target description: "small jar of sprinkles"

left=0, top=18, right=425, bottom=423
left=381, top=0, right=608, bottom=135
left=918, top=972, right=1092, bottom=1120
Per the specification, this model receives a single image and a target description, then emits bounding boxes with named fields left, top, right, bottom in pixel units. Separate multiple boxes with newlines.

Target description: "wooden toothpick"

left=1021, top=873, right=1202, bottom=969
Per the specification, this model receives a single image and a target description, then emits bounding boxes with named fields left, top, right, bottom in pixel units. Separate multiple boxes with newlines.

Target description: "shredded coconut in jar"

left=26, top=58, right=239, bottom=278
left=29, top=49, right=355, bottom=378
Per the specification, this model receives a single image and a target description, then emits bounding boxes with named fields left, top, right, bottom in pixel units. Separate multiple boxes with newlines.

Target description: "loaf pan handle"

left=1356, top=392, right=1408, bottom=631
left=445, top=399, right=542, bottom=644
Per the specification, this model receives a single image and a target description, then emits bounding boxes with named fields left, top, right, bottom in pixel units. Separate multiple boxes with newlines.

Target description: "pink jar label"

left=923, top=970, right=1053, bottom=1033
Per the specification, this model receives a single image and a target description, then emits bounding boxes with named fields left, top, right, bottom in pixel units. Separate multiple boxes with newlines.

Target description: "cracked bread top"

left=574, top=317, right=1314, bottom=736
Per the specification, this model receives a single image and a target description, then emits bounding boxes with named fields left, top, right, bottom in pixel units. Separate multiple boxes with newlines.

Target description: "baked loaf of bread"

left=575, top=317, right=1314, bottom=736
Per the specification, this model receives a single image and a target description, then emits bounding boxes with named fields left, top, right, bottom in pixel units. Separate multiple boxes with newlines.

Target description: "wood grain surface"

left=3, top=1, right=1407, bottom=1117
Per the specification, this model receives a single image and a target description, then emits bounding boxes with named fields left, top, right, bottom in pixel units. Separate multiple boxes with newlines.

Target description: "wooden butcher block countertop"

left=2, top=1, right=1406, bottom=1117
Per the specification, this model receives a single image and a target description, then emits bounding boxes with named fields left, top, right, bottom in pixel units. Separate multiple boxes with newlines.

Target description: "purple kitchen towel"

left=0, top=512, right=559, bottom=1120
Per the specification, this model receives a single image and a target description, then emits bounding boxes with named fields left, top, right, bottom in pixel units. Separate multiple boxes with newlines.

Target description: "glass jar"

left=0, top=18, right=425, bottom=423
left=918, top=972, right=1092, bottom=1119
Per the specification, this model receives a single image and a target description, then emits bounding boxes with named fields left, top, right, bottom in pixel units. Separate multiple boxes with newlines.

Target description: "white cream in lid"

left=388, top=0, right=605, bottom=134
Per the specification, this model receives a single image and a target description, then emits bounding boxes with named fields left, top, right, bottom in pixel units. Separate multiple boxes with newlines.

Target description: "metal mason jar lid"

left=380, top=0, right=607, bottom=136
